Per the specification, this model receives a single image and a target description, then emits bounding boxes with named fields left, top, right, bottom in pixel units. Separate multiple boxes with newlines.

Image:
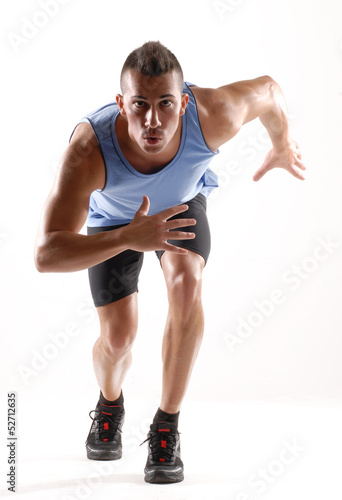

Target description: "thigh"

left=87, top=225, right=144, bottom=308
left=96, top=292, right=139, bottom=343
left=155, top=193, right=211, bottom=266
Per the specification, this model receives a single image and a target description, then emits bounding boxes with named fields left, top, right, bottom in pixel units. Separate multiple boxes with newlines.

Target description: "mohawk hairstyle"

left=120, top=41, right=184, bottom=93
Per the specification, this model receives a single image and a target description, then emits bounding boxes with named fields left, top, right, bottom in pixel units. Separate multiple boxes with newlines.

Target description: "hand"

left=253, top=138, right=307, bottom=181
left=122, top=196, right=196, bottom=254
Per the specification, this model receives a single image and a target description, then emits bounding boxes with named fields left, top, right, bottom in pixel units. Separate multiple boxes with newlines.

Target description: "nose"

left=145, top=106, right=161, bottom=129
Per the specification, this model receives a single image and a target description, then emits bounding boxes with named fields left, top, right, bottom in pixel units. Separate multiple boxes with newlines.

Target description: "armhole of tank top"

left=184, top=83, right=218, bottom=156
left=69, top=118, right=89, bottom=142
left=81, top=118, right=108, bottom=193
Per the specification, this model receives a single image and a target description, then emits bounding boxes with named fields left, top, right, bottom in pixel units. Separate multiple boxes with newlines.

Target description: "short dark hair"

left=120, top=41, right=184, bottom=93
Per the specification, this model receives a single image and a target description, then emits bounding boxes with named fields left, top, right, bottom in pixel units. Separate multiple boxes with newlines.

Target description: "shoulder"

left=70, top=121, right=99, bottom=150
left=65, top=122, right=105, bottom=191
left=187, top=86, right=237, bottom=151
left=188, top=85, right=233, bottom=122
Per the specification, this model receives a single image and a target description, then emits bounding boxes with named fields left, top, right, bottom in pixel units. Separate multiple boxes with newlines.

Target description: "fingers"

left=252, top=172, right=262, bottom=182
left=137, top=196, right=150, bottom=216
left=252, top=150, right=273, bottom=181
left=294, top=158, right=307, bottom=171
left=293, top=141, right=306, bottom=168
left=288, top=166, right=306, bottom=180
left=164, top=230, right=196, bottom=241
left=289, top=156, right=306, bottom=180
left=165, top=218, right=196, bottom=231
left=252, top=166, right=268, bottom=182
left=161, top=243, right=189, bottom=255
left=158, top=203, right=190, bottom=221
left=283, top=160, right=305, bottom=180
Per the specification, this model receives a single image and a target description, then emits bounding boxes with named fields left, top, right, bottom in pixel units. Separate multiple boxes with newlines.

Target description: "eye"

left=161, top=100, right=172, bottom=107
left=134, top=101, right=146, bottom=108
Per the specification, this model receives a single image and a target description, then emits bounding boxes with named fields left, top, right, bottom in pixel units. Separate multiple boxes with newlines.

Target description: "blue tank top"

left=69, top=82, right=219, bottom=227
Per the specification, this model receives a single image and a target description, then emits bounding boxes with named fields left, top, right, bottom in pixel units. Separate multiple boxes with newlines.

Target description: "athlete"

left=34, top=41, right=306, bottom=484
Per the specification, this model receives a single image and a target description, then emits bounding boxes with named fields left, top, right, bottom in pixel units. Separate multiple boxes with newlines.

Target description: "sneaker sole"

left=86, top=445, right=122, bottom=461
left=144, top=467, right=184, bottom=484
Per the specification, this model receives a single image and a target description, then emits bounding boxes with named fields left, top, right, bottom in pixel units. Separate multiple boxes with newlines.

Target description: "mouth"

left=144, top=136, right=162, bottom=146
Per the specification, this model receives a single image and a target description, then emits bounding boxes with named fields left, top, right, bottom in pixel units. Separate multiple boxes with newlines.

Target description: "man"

left=34, top=41, right=306, bottom=484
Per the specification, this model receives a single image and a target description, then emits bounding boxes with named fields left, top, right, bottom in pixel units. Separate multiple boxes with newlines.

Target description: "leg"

left=86, top=229, right=144, bottom=400
left=144, top=194, right=209, bottom=483
left=143, top=250, right=203, bottom=483
left=160, top=250, right=205, bottom=414
left=93, top=292, right=138, bottom=401
left=85, top=234, right=143, bottom=460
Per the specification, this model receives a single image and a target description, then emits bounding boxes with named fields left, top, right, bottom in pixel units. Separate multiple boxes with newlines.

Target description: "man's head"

left=116, top=41, right=189, bottom=155
left=120, top=41, right=184, bottom=95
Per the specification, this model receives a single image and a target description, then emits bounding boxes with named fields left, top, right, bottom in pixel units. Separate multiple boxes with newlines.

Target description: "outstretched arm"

left=192, top=76, right=306, bottom=181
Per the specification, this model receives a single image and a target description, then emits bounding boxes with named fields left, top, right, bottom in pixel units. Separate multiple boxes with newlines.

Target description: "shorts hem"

left=157, top=247, right=208, bottom=267
left=93, top=287, right=138, bottom=308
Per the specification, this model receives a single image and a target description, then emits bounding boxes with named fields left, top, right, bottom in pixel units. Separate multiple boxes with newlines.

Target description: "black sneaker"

left=142, top=422, right=184, bottom=484
left=86, top=400, right=125, bottom=460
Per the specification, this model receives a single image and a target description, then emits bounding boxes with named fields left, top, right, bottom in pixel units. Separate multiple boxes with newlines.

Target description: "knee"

left=95, top=294, right=138, bottom=357
left=98, top=317, right=137, bottom=357
left=166, top=267, right=203, bottom=306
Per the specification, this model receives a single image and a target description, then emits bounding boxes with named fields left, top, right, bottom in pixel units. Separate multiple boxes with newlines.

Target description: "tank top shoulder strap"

left=183, top=81, right=218, bottom=155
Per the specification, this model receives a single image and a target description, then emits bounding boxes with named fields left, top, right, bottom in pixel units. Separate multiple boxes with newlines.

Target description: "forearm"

left=35, top=228, right=128, bottom=273
left=259, top=79, right=291, bottom=151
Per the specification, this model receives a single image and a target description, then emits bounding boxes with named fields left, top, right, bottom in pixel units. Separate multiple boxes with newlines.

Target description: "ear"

left=179, top=93, right=189, bottom=116
left=116, top=94, right=127, bottom=116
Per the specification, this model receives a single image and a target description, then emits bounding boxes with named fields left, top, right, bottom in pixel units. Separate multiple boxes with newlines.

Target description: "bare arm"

left=34, top=124, right=196, bottom=273
left=191, top=76, right=306, bottom=181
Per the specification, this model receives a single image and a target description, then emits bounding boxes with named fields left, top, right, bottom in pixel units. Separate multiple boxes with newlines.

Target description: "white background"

left=0, top=0, right=342, bottom=498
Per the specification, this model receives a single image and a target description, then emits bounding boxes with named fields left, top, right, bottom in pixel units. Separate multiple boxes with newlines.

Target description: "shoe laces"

left=89, top=406, right=123, bottom=442
left=140, top=423, right=179, bottom=463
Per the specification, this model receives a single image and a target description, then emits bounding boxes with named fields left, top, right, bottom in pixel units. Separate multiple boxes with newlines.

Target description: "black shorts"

left=87, top=193, right=211, bottom=307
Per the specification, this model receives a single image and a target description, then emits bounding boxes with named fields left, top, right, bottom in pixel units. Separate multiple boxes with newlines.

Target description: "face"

left=116, top=70, right=189, bottom=155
